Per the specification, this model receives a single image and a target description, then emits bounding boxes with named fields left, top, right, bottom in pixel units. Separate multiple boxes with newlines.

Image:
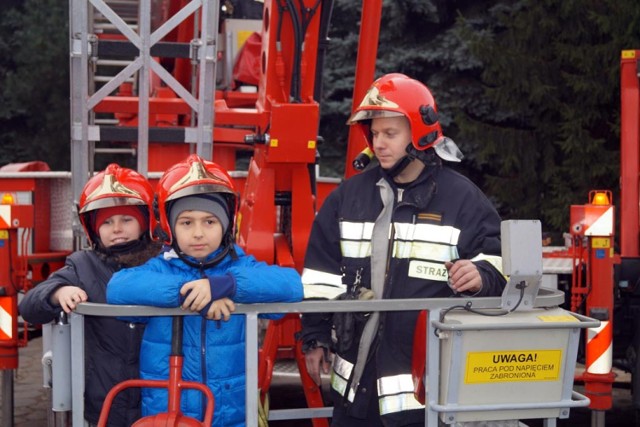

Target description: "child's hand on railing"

left=51, top=285, right=88, bottom=313
left=205, top=297, right=236, bottom=321
left=180, top=278, right=212, bottom=311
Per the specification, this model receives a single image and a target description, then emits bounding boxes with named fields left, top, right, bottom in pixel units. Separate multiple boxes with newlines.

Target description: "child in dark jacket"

left=19, top=164, right=161, bottom=426
left=106, top=154, right=303, bottom=426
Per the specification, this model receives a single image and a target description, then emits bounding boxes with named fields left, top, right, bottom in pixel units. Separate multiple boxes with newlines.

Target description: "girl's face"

left=97, top=214, right=143, bottom=248
left=173, top=210, right=224, bottom=260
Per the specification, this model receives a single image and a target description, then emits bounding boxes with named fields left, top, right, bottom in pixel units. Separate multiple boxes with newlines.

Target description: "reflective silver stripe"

left=377, top=374, right=415, bottom=396
left=394, top=222, right=460, bottom=245
left=339, top=222, right=463, bottom=262
left=378, top=392, right=425, bottom=415
left=340, top=220, right=375, bottom=240
left=301, top=268, right=342, bottom=286
left=333, top=354, right=354, bottom=379
left=301, top=267, right=343, bottom=286
left=339, top=220, right=375, bottom=259
left=392, top=240, right=459, bottom=262
left=331, top=354, right=354, bottom=397
left=377, top=374, right=425, bottom=415
left=470, top=253, right=504, bottom=275
left=341, top=240, right=371, bottom=258
left=303, top=283, right=346, bottom=299
left=301, top=268, right=346, bottom=299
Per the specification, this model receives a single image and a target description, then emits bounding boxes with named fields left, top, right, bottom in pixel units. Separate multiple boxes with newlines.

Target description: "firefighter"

left=106, top=154, right=303, bottom=426
left=18, top=164, right=161, bottom=426
left=299, top=73, right=507, bottom=426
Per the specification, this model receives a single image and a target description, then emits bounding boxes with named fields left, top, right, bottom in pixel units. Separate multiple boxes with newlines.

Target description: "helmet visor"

left=79, top=197, right=146, bottom=214
left=347, top=109, right=404, bottom=125
left=166, top=184, right=235, bottom=202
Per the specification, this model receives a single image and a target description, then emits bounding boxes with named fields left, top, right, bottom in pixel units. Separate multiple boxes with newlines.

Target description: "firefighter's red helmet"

left=155, top=154, right=238, bottom=245
left=348, top=73, right=462, bottom=161
left=78, top=163, right=155, bottom=245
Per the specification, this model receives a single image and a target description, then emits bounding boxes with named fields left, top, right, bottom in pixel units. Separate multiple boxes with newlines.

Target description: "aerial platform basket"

left=433, top=307, right=596, bottom=424
left=424, top=220, right=599, bottom=425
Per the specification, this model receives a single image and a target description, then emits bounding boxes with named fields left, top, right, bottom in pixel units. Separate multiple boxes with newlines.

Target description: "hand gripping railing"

left=68, top=288, right=585, bottom=426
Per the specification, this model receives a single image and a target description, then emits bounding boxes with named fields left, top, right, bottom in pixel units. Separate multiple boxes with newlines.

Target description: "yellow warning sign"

left=592, top=238, right=610, bottom=249
left=465, top=350, right=562, bottom=384
left=537, top=315, right=579, bottom=322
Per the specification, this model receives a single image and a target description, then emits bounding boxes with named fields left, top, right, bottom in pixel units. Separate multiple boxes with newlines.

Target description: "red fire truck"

left=1, top=1, right=637, bottom=426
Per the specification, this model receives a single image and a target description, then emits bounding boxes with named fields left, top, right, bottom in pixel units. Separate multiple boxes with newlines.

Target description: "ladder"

left=69, top=0, right=219, bottom=241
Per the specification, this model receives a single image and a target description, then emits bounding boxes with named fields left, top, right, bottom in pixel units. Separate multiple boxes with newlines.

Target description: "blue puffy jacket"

left=107, top=245, right=303, bottom=426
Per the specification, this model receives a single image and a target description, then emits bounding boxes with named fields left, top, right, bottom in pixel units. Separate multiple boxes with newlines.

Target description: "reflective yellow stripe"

left=342, top=239, right=459, bottom=262
left=331, top=371, right=349, bottom=397
left=331, top=354, right=354, bottom=397
left=392, top=240, right=459, bottom=262
left=394, top=222, right=460, bottom=245
left=377, top=374, right=415, bottom=396
left=378, top=392, right=425, bottom=415
left=341, top=240, right=372, bottom=258
left=470, top=253, right=504, bottom=275
left=377, top=374, right=424, bottom=414
left=340, top=221, right=462, bottom=261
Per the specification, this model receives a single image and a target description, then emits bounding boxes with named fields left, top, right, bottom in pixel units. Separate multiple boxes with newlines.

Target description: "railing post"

left=245, top=311, right=259, bottom=427
left=51, top=312, right=72, bottom=426
left=69, top=312, right=86, bottom=426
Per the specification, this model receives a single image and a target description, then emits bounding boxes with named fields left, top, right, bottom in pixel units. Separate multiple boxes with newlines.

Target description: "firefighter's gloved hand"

left=357, top=288, right=375, bottom=300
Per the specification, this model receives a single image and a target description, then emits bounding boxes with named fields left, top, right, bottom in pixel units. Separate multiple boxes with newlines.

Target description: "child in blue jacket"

left=106, top=154, right=303, bottom=426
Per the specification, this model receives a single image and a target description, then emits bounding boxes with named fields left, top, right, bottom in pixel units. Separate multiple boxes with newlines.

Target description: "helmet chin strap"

left=382, top=143, right=416, bottom=178
left=413, top=146, right=441, bottom=167
left=384, top=142, right=438, bottom=178
left=382, top=145, right=441, bottom=179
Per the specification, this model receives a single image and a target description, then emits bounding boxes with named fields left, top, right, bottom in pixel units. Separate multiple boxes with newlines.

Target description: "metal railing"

left=51, top=288, right=593, bottom=426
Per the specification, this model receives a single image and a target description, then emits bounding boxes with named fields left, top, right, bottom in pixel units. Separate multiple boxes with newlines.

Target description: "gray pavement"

left=1, top=335, right=637, bottom=426
left=2, top=336, right=51, bottom=427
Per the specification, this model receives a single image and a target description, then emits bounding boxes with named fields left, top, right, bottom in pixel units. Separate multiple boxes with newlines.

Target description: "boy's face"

left=97, top=214, right=143, bottom=247
left=173, top=210, right=224, bottom=260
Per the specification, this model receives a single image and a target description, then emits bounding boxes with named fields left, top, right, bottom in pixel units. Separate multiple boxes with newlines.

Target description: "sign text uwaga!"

left=465, top=350, right=562, bottom=384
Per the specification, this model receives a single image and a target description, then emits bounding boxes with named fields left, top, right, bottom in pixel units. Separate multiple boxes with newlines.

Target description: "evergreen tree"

left=318, top=0, right=494, bottom=177
left=454, top=0, right=640, bottom=231
left=0, top=0, right=69, bottom=170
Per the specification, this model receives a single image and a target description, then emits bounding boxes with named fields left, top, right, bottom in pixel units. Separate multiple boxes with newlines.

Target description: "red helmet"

left=78, top=164, right=155, bottom=245
left=156, top=154, right=238, bottom=245
left=347, top=73, right=462, bottom=161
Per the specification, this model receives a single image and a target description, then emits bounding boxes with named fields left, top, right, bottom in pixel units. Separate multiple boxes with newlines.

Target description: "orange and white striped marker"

left=0, top=296, right=14, bottom=340
left=586, top=320, right=613, bottom=374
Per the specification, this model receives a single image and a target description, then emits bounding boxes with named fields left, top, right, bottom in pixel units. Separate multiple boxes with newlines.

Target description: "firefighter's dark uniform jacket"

left=19, top=249, right=148, bottom=426
left=300, top=159, right=506, bottom=426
